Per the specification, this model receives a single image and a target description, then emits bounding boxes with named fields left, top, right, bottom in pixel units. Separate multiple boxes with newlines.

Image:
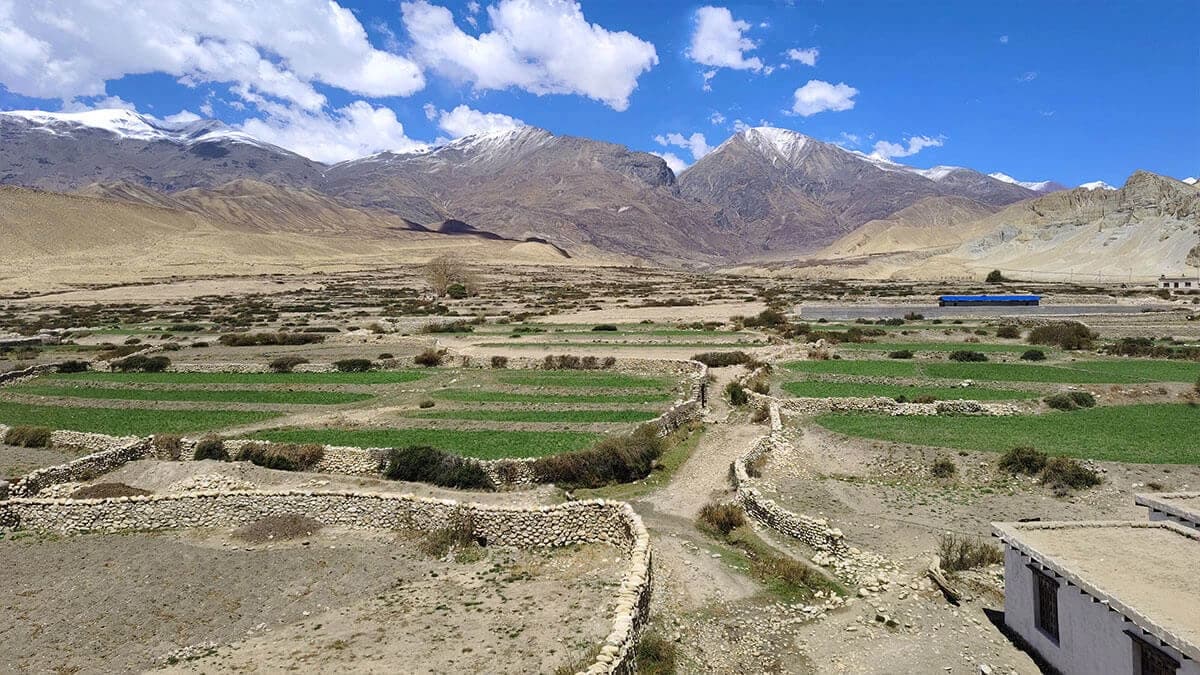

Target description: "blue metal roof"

left=939, top=294, right=1042, bottom=302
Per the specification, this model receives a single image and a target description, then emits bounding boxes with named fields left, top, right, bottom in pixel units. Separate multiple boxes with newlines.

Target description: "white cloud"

left=199, top=101, right=214, bottom=117
left=786, top=47, right=819, bottom=66
left=654, top=131, right=712, bottom=160
left=701, top=70, right=718, bottom=92
left=1017, top=71, right=1038, bottom=82
left=241, top=100, right=427, bottom=164
left=732, top=118, right=750, bottom=133
left=0, top=0, right=425, bottom=109
left=837, top=131, right=860, bottom=148
left=790, top=80, right=857, bottom=116
left=401, top=0, right=658, bottom=111
left=650, top=151, right=688, bottom=174
left=868, top=135, right=944, bottom=161
left=422, top=102, right=439, bottom=120
left=686, top=6, right=764, bottom=73
left=999, top=35, right=1009, bottom=44
left=709, top=111, right=726, bottom=125
left=434, top=104, right=525, bottom=138
left=59, top=95, right=138, bottom=112
left=161, top=109, right=202, bottom=125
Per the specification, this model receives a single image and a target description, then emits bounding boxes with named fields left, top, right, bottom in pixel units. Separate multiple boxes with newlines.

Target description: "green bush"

left=418, top=399, right=435, bottom=408
left=591, top=324, right=618, bottom=331
left=269, top=356, right=309, bottom=373
left=490, top=355, right=508, bottom=369
left=446, top=283, right=469, bottom=299
left=1040, top=456, right=1102, bottom=491
left=998, top=446, right=1048, bottom=475
left=57, top=360, right=90, bottom=373
left=530, top=425, right=664, bottom=488
left=241, top=442, right=325, bottom=472
left=986, top=269, right=1007, bottom=283
left=996, top=325, right=1021, bottom=339
left=948, top=350, right=988, bottom=362
left=930, top=457, right=957, bottom=479
left=691, top=351, right=750, bottom=367
left=697, top=500, right=746, bottom=536
left=938, top=533, right=1004, bottom=571
left=110, top=355, right=171, bottom=372
left=193, top=435, right=229, bottom=461
left=1020, top=349, right=1047, bottom=361
left=725, top=381, right=749, bottom=406
left=334, top=358, right=373, bottom=372
left=383, top=446, right=494, bottom=489
left=634, top=632, right=677, bottom=675
left=218, top=332, right=325, bottom=346
left=888, top=349, right=914, bottom=359
left=4, top=425, right=52, bottom=448
left=1028, top=322, right=1097, bottom=350
left=1044, top=391, right=1097, bottom=411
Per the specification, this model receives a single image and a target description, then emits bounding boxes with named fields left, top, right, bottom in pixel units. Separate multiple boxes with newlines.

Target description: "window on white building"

left=1129, top=632, right=1179, bottom=675
left=1031, top=567, right=1059, bottom=643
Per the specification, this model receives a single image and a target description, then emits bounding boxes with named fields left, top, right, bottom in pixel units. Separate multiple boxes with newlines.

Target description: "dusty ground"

left=0, top=528, right=619, bottom=675
left=0, top=443, right=81, bottom=481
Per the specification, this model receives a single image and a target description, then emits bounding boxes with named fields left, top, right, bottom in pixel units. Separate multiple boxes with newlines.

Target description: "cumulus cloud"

left=241, top=100, right=427, bottom=164
left=59, top=95, right=138, bottom=112
left=650, top=151, right=688, bottom=174
left=709, top=111, right=726, bottom=125
left=786, top=47, right=819, bottom=66
left=433, top=104, right=525, bottom=138
left=837, top=131, right=860, bottom=148
left=654, top=131, right=713, bottom=161
left=0, top=0, right=425, bottom=109
left=790, top=80, right=857, bottom=116
left=868, top=135, right=944, bottom=161
left=687, top=6, right=764, bottom=73
left=401, top=0, right=658, bottom=111
left=161, top=109, right=202, bottom=125
left=732, top=118, right=751, bottom=133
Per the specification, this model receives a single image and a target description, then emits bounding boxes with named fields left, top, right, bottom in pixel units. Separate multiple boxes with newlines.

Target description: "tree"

left=986, top=269, right=1006, bottom=283
left=424, top=254, right=477, bottom=297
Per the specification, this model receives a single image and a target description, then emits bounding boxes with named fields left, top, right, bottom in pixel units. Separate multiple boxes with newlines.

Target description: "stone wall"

left=0, top=491, right=652, bottom=675
left=0, top=363, right=56, bottom=385
left=9, top=437, right=150, bottom=498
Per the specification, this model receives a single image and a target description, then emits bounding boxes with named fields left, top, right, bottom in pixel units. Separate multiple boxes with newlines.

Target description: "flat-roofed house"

left=1136, top=493, right=1200, bottom=531
left=1159, top=276, right=1199, bottom=291
left=992, top=520, right=1199, bottom=675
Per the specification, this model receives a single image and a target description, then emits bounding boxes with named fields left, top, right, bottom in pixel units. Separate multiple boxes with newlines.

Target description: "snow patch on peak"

left=912, top=165, right=964, bottom=182
left=1184, top=177, right=1197, bottom=185
left=988, top=171, right=1055, bottom=191
left=1, top=108, right=273, bottom=149
left=1079, top=180, right=1116, bottom=191
left=740, top=126, right=810, bottom=164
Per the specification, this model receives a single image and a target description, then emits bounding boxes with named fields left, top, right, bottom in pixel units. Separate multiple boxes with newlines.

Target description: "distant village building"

left=937, top=294, right=1041, bottom=307
left=1159, top=275, right=1199, bottom=291
left=994, top=513, right=1199, bottom=674
left=1136, top=492, right=1200, bottom=532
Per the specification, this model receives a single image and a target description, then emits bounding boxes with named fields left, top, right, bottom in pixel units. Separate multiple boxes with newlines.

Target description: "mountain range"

left=1, top=108, right=1196, bottom=285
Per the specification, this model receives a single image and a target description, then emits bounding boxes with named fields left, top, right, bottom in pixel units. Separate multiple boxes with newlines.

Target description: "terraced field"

left=783, top=358, right=1200, bottom=384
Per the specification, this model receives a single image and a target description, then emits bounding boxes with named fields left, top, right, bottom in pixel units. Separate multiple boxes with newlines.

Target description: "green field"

left=816, top=404, right=1200, bottom=464
left=7, top=384, right=372, bottom=406
left=783, top=360, right=919, bottom=377
left=839, top=342, right=1040, bottom=354
left=781, top=380, right=1038, bottom=401
left=477, top=341, right=763, bottom=349
left=404, top=409, right=659, bottom=423
left=493, top=371, right=672, bottom=389
left=0, top=402, right=278, bottom=436
left=432, top=389, right=672, bottom=404
left=52, top=370, right=428, bottom=385
left=783, top=358, right=1200, bottom=384
left=252, top=428, right=602, bottom=459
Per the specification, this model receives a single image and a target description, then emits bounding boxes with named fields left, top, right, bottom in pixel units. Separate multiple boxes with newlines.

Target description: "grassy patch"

left=493, top=371, right=671, bottom=389
left=403, top=409, right=659, bottom=423
left=0, top=402, right=278, bottom=436
left=53, top=370, right=428, bottom=385
left=431, top=389, right=672, bottom=404
left=841, top=342, right=1040, bottom=353
left=782, top=360, right=919, bottom=377
left=252, top=428, right=601, bottom=459
left=784, top=358, right=1200, bottom=384
left=781, top=380, right=1038, bottom=401
left=816, top=404, right=1200, bottom=464
left=8, top=384, right=372, bottom=405
left=476, top=341, right=762, bottom=349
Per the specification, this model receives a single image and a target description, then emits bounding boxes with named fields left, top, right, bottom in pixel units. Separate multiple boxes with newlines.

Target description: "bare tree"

left=424, top=254, right=476, bottom=297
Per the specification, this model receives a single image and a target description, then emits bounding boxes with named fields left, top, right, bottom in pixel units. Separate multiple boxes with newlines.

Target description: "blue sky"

left=0, top=0, right=1196, bottom=185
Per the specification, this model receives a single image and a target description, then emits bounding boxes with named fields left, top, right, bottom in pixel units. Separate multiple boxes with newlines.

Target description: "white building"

left=1136, top=493, right=1200, bottom=531
left=1159, top=275, right=1199, bottom=291
left=993, top=520, right=1199, bottom=675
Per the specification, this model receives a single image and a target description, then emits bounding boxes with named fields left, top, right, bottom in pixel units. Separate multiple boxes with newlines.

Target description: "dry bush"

left=110, top=355, right=171, bottom=372
left=415, top=509, right=479, bottom=558
left=70, top=483, right=151, bottom=499
left=1040, top=457, right=1102, bottom=492
left=697, top=500, right=746, bottom=537
left=745, top=451, right=769, bottom=477
left=414, top=349, right=444, bottom=367
left=383, top=446, right=493, bottom=489
left=998, top=446, right=1047, bottom=475
left=333, top=358, right=373, bottom=372
left=634, top=631, right=677, bottom=675
left=218, top=332, right=324, bottom=347
left=4, top=425, right=52, bottom=448
left=152, top=434, right=183, bottom=460
left=269, top=356, right=309, bottom=373
left=929, top=457, right=957, bottom=479
left=241, top=442, right=325, bottom=472
left=490, top=355, right=509, bottom=368
left=233, top=514, right=324, bottom=544
left=1028, top=321, right=1097, bottom=350
left=531, top=425, right=664, bottom=488
left=691, top=351, right=750, bottom=367
left=996, top=325, right=1021, bottom=339
left=193, top=435, right=228, bottom=461
left=938, top=533, right=1004, bottom=572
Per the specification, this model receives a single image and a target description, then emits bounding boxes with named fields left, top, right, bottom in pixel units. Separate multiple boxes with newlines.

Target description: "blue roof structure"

left=939, top=295, right=1042, bottom=302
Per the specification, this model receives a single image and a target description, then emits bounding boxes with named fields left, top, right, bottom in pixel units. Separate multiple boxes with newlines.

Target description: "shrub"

left=1044, top=391, right=1097, bottom=411
left=998, top=446, right=1048, bottom=475
left=110, top=355, right=171, bottom=372
left=948, top=350, right=987, bottom=362
left=691, top=351, right=750, bottom=367
left=413, top=349, right=444, bottom=367
left=334, top=358, right=373, bottom=372
left=383, top=446, right=494, bottom=489
left=233, top=514, right=323, bottom=544
left=422, top=320, right=474, bottom=334
left=419, top=399, right=435, bottom=408
left=725, top=381, right=749, bottom=406
left=1028, top=321, right=1097, bottom=350
left=446, top=283, right=469, bottom=299
left=938, top=533, right=1004, bottom=572
left=986, top=269, right=1007, bottom=283
left=70, top=483, right=151, bottom=499
left=4, top=425, right=51, bottom=448
left=241, top=442, right=325, bottom=472
left=531, top=426, right=664, bottom=488
left=746, top=377, right=769, bottom=395
left=697, top=500, right=746, bottom=537
left=152, top=434, right=183, bottom=461
left=930, top=457, right=957, bottom=479
left=218, top=332, right=325, bottom=346
left=540, top=354, right=613, bottom=370
left=193, top=435, right=228, bottom=461
left=634, top=632, right=677, bottom=675
left=57, top=359, right=90, bottom=373
left=269, top=356, right=309, bottom=373
left=1020, top=349, right=1047, bottom=361
left=888, top=349, right=914, bottom=359
left=912, top=394, right=937, bottom=404
left=591, top=324, right=618, bottom=331
left=603, top=356, right=617, bottom=369
left=996, top=325, right=1021, bottom=339
left=1040, top=457, right=1102, bottom=492
left=414, top=510, right=478, bottom=557
left=490, top=355, right=509, bottom=369
left=377, top=352, right=394, bottom=360
left=903, top=312, right=925, bottom=321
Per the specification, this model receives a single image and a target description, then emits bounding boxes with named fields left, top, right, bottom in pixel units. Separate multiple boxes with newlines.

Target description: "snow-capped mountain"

left=987, top=172, right=1067, bottom=193
left=1079, top=180, right=1117, bottom=191
left=1184, top=177, right=1197, bottom=185
left=0, top=109, right=267, bottom=147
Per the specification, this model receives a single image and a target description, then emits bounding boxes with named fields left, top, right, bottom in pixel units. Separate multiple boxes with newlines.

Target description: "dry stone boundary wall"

left=0, top=491, right=652, bottom=675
